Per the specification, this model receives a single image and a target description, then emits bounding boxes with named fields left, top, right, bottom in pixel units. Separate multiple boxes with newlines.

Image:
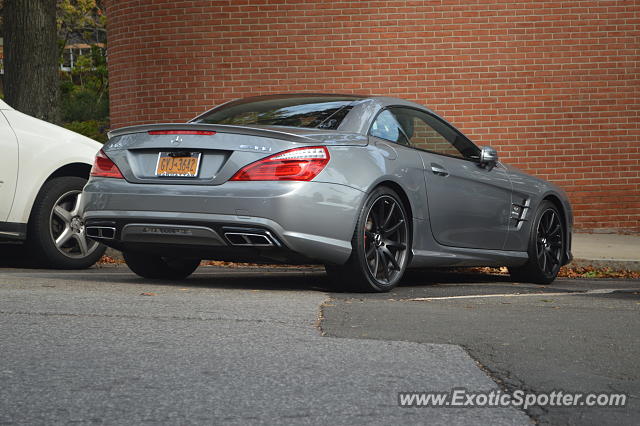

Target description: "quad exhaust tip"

left=86, top=226, right=116, bottom=240
left=223, top=228, right=281, bottom=247
left=224, top=232, right=274, bottom=247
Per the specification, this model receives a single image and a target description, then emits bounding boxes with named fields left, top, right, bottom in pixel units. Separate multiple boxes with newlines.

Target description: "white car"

left=0, top=99, right=105, bottom=268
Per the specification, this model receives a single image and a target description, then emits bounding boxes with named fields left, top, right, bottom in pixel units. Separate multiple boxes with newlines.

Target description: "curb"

left=569, top=258, right=640, bottom=273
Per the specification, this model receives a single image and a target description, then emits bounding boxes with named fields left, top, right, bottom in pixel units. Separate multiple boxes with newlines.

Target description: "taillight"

left=90, top=150, right=123, bottom=178
left=148, top=130, right=216, bottom=135
left=230, top=146, right=330, bottom=181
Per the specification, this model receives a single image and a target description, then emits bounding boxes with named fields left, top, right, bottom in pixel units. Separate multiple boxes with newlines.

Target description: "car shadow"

left=0, top=244, right=34, bottom=268
left=32, top=264, right=524, bottom=296
left=1, top=251, right=544, bottom=297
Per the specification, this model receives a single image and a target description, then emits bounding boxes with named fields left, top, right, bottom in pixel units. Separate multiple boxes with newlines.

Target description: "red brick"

left=106, top=0, right=640, bottom=233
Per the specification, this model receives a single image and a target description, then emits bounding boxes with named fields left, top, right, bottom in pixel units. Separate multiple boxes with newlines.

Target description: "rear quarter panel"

left=322, top=139, right=428, bottom=221
left=320, top=138, right=430, bottom=260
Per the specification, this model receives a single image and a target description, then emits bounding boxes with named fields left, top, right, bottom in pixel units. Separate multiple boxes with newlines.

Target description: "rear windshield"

left=192, top=96, right=357, bottom=130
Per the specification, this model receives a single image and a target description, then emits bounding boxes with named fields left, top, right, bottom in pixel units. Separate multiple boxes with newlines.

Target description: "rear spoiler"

left=107, top=123, right=316, bottom=144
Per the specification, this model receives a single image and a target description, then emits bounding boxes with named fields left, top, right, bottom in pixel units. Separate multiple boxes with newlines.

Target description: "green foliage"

left=63, top=120, right=108, bottom=143
left=60, top=47, right=109, bottom=141
left=61, top=87, right=108, bottom=122
left=57, top=0, right=106, bottom=47
left=60, top=44, right=108, bottom=123
left=73, top=45, right=107, bottom=92
left=56, top=0, right=109, bottom=142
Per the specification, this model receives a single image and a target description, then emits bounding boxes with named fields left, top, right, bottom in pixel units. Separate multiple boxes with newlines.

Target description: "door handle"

left=430, top=164, right=449, bottom=177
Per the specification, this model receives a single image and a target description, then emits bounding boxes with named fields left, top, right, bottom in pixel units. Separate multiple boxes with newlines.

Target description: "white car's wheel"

left=27, top=176, right=105, bottom=269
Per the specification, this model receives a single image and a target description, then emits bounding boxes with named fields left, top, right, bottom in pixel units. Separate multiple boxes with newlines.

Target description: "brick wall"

left=106, top=0, right=640, bottom=233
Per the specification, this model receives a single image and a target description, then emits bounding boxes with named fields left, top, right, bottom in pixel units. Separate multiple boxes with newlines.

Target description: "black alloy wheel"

left=509, top=200, right=565, bottom=284
left=535, top=208, right=564, bottom=277
left=326, top=186, right=410, bottom=292
left=363, top=194, right=409, bottom=286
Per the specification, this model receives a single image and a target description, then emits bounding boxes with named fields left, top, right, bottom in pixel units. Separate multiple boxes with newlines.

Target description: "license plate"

left=155, top=152, right=201, bottom=177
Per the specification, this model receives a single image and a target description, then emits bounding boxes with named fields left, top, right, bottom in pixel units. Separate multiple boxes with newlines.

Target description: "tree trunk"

left=3, top=0, right=59, bottom=123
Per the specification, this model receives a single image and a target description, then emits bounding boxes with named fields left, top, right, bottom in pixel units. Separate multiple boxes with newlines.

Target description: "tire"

left=123, top=251, right=201, bottom=280
left=325, top=186, right=411, bottom=292
left=509, top=200, right=565, bottom=284
left=26, top=176, right=106, bottom=269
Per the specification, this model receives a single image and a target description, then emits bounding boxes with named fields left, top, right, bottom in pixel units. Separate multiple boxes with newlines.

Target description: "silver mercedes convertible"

left=81, top=94, right=573, bottom=292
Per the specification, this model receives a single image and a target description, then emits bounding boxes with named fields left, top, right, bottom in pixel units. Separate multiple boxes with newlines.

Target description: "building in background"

left=61, top=42, right=106, bottom=72
left=0, top=37, right=105, bottom=74
left=105, top=0, right=639, bottom=233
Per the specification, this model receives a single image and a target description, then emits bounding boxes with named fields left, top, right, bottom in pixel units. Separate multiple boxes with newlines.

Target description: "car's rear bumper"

left=81, top=178, right=365, bottom=264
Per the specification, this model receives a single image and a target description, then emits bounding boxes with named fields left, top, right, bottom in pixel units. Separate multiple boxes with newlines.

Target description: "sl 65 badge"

left=239, top=144, right=272, bottom=152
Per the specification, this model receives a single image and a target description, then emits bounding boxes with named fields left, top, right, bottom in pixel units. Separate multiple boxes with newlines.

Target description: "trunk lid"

left=103, top=123, right=367, bottom=185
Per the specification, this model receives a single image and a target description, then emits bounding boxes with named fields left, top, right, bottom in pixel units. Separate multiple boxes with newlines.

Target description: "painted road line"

left=409, top=288, right=624, bottom=301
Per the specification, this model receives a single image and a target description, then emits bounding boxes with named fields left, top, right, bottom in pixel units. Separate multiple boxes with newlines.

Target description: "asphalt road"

left=0, top=265, right=526, bottom=425
left=0, top=265, right=637, bottom=425
left=323, top=270, right=640, bottom=425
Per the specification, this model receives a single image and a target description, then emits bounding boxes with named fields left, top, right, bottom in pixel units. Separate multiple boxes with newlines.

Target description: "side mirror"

left=479, top=146, right=498, bottom=169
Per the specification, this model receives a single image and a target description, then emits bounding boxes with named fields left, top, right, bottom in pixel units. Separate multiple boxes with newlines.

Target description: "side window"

left=369, top=110, right=409, bottom=145
left=390, top=107, right=479, bottom=160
